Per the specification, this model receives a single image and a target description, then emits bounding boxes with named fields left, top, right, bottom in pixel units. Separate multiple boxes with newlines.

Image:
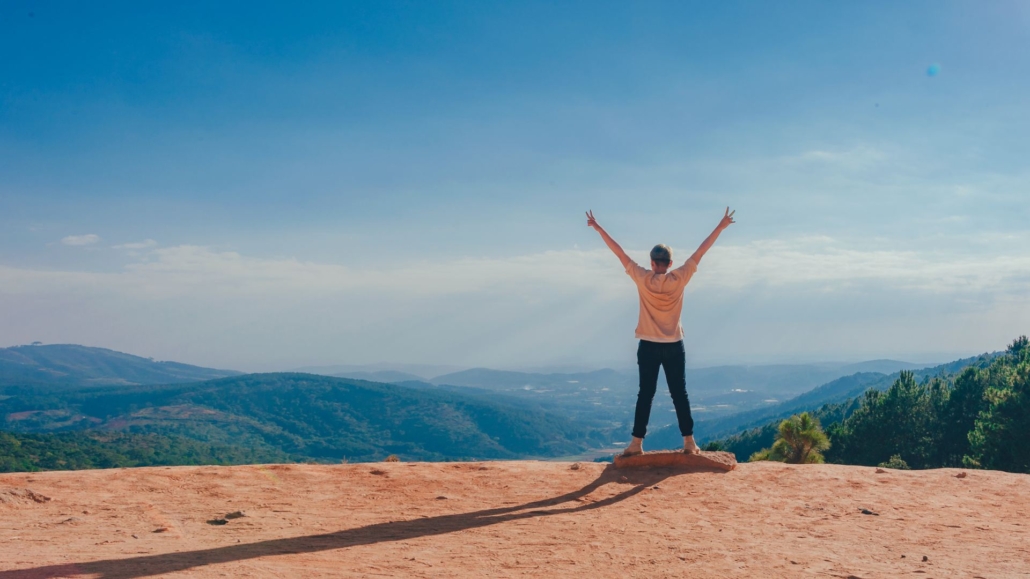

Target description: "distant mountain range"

left=0, top=344, right=240, bottom=388
left=339, top=361, right=938, bottom=431
left=325, top=359, right=931, bottom=393
left=0, top=372, right=597, bottom=462
left=645, top=354, right=995, bottom=450
left=0, top=343, right=977, bottom=469
left=293, top=363, right=463, bottom=380
left=332, top=370, right=427, bottom=383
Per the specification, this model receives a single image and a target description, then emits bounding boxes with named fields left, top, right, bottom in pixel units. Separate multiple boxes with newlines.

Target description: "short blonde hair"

left=650, top=244, right=672, bottom=264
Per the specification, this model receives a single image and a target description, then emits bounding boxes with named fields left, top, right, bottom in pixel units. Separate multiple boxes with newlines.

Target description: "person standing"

left=586, top=208, right=735, bottom=455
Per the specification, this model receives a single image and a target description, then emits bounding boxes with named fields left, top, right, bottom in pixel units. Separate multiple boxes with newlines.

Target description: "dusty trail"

left=1, top=461, right=1028, bottom=578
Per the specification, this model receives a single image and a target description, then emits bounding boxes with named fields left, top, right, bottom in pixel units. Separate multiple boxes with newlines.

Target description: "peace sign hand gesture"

left=586, top=210, right=600, bottom=230
left=719, top=207, right=736, bottom=229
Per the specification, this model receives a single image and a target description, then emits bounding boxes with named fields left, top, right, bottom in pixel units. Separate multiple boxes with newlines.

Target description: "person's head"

left=650, top=244, right=673, bottom=273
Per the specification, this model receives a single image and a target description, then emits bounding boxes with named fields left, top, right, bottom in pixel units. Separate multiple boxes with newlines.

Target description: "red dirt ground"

left=1, top=461, right=1028, bottom=578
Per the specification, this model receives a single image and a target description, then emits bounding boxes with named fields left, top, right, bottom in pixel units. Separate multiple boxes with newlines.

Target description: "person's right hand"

left=719, top=207, right=736, bottom=229
left=586, top=210, right=599, bottom=229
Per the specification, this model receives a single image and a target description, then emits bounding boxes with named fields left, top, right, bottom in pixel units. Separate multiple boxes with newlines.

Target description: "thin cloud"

left=2, top=238, right=1028, bottom=368
left=699, top=237, right=1030, bottom=295
left=60, top=234, right=100, bottom=246
left=5, top=237, right=1030, bottom=300
left=112, top=239, right=157, bottom=250
left=787, top=146, right=887, bottom=169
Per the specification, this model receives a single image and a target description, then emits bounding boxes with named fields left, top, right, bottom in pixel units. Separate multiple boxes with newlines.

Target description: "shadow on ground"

left=1, top=464, right=726, bottom=579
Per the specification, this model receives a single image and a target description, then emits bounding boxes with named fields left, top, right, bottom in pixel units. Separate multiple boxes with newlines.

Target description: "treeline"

left=710, top=336, right=1029, bottom=473
left=0, top=373, right=596, bottom=470
left=827, top=336, right=1028, bottom=471
left=0, top=430, right=293, bottom=472
left=702, top=398, right=860, bottom=462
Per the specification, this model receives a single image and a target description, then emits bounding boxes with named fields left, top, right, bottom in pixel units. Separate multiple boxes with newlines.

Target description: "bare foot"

left=683, top=435, right=701, bottom=454
left=622, top=437, right=644, bottom=456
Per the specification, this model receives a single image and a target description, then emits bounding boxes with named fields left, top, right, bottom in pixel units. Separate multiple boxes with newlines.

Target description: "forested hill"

left=0, top=373, right=597, bottom=469
left=0, top=344, right=240, bottom=388
left=647, top=353, right=994, bottom=449
left=0, top=430, right=291, bottom=472
left=707, top=337, right=1029, bottom=473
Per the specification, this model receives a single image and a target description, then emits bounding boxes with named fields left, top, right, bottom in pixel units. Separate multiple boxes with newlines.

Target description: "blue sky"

left=2, top=1, right=1028, bottom=370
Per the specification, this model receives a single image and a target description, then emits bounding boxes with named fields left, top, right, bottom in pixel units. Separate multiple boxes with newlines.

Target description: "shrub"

left=749, top=412, right=830, bottom=464
left=748, top=447, right=772, bottom=462
left=878, top=454, right=910, bottom=470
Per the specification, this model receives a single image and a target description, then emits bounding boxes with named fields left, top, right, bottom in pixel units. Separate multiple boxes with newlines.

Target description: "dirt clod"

left=0, top=488, right=51, bottom=505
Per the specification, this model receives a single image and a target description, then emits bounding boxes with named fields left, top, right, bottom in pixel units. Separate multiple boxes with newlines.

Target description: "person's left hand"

left=719, top=207, right=736, bottom=229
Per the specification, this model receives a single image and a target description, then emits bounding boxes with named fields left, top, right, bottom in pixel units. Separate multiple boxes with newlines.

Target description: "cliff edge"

left=1, top=461, right=1027, bottom=578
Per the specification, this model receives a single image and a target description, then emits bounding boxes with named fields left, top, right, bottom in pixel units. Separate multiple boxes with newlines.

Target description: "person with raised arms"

left=587, top=208, right=736, bottom=456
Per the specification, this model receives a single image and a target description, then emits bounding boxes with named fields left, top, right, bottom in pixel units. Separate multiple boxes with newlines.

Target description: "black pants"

left=632, top=339, right=694, bottom=439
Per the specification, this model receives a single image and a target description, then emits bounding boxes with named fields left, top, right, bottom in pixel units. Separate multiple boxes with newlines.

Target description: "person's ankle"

left=683, top=435, right=700, bottom=452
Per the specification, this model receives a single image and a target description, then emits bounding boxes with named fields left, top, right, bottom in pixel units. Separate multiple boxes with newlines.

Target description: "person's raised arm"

left=586, top=210, right=633, bottom=269
left=689, top=207, right=735, bottom=265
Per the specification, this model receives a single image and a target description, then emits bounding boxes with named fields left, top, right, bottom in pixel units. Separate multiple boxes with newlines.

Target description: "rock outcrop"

left=1, top=461, right=1027, bottom=578
left=613, top=449, right=737, bottom=471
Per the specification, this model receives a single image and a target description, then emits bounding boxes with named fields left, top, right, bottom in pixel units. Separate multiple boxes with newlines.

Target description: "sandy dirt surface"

left=1, top=461, right=1028, bottom=578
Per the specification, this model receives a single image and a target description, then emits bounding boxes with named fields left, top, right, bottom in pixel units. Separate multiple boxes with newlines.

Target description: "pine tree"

left=966, top=337, right=1030, bottom=473
left=749, top=412, right=830, bottom=464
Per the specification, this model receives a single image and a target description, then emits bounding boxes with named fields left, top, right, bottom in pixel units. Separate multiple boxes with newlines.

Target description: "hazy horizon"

left=0, top=340, right=966, bottom=377
left=2, top=2, right=1028, bottom=371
